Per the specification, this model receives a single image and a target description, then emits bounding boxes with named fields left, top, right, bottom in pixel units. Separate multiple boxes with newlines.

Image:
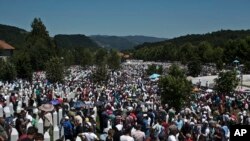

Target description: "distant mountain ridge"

left=0, top=23, right=166, bottom=50
left=90, top=35, right=167, bottom=50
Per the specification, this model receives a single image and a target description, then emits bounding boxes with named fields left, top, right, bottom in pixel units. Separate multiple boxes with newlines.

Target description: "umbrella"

left=50, top=99, right=60, bottom=105
left=95, top=101, right=104, bottom=106
left=233, top=60, right=239, bottom=64
left=73, top=101, right=85, bottom=109
left=149, top=73, right=160, bottom=79
left=39, top=104, right=54, bottom=112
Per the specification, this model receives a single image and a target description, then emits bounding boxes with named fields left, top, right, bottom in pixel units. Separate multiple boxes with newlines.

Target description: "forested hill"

left=54, top=34, right=100, bottom=49
left=133, top=29, right=250, bottom=68
left=0, top=24, right=100, bottom=49
left=135, top=30, right=250, bottom=49
left=90, top=35, right=166, bottom=50
left=0, top=24, right=28, bottom=49
left=170, top=30, right=250, bottom=46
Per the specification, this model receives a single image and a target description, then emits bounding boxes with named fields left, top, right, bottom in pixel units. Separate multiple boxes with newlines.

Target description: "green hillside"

left=135, top=30, right=250, bottom=49
left=0, top=24, right=28, bottom=49
left=133, top=29, right=250, bottom=69
left=0, top=24, right=100, bottom=50
left=54, top=34, right=100, bottom=49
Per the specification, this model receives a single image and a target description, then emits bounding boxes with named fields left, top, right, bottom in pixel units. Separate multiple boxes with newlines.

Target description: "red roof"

left=0, top=40, right=15, bottom=50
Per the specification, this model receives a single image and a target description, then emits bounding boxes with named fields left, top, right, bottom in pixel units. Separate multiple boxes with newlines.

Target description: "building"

left=0, top=40, right=15, bottom=60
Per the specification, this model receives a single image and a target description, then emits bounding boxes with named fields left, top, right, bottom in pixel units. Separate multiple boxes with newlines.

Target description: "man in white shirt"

left=44, top=111, right=53, bottom=132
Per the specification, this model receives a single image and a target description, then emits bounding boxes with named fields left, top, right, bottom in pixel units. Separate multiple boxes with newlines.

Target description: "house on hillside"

left=0, top=40, right=15, bottom=60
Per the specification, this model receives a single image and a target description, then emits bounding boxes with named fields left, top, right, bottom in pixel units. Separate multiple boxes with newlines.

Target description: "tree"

left=244, top=61, right=250, bottom=73
left=45, top=57, right=64, bottom=83
left=159, top=65, right=192, bottom=111
left=107, top=49, right=121, bottom=70
left=26, top=18, right=56, bottom=71
left=60, top=49, right=75, bottom=67
left=92, top=64, right=109, bottom=85
left=213, top=47, right=224, bottom=70
left=187, top=60, right=202, bottom=77
left=0, top=59, right=17, bottom=81
left=179, top=43, right=198, bottom=64
left=11, top=50, right=33, bottom=81
left=214, top=70, right=239, bottom=96
left=168, top=63, right=185, bottom=78
left=95, top=48, right=107, bottom=66
left=199, top=42, right=214, bottom=63
left=28, top=18, right=50, bottom=44
left=79, top=48, right=94, bottom=68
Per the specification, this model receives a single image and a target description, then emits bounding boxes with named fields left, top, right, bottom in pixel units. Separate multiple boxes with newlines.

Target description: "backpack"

left=158, top=126, right=166, bottom=139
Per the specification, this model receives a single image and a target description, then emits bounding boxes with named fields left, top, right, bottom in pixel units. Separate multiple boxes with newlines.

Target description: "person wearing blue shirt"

left=175, top=116, right=184, bottom=131
left=142, top=114, right=150, bottom=138
left=63, top=116, right=74, bottom=141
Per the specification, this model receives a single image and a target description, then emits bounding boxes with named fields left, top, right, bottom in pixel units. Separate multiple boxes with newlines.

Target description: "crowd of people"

left=0, top=62, right=250, bottom=141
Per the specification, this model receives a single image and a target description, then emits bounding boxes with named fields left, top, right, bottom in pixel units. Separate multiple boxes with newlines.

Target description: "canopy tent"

left=205, top=89, right=213, bottom=93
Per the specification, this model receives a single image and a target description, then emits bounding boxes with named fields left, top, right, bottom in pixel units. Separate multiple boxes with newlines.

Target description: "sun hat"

left=38, top=104, right=54, bottom=112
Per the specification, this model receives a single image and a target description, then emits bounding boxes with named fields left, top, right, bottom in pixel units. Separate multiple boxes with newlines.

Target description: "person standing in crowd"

left=131, top=124, right=145, bottom=141
left=81, top=126, right=99, bottom=141
left=168, top=125, right=178, bottom=141
left=16, top=110, right=29, bottom=137
left=34, top=133, right=45, bottom=141
left=0, top=117, right=8, bottom=140
left=175, top=115, right=184, bottom=131
left=63, top=116, right=74, bottom=141
left=152, top=119, right=162, bottom=141
left=213, top=124, right=222, bottom=141
left=106, top=129, right=114, bottom=141
left=10, top=92, right=17, bottom=111
left=142, top=114, right=150, bottom=138
left=185, top=133, right=193, bottom=141
left=74, top=115, right=83, bottom=140
left=42, top=110, right=53, bottom=133
left=113, top=126, right=122, bottom=141
left=18, top=126, right=38, bottom=141
left=120, top=127, right=134, bottom=141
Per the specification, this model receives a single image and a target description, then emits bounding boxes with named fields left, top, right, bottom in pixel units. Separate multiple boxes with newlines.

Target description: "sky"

left=0, top=0, right=250, bottom=38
